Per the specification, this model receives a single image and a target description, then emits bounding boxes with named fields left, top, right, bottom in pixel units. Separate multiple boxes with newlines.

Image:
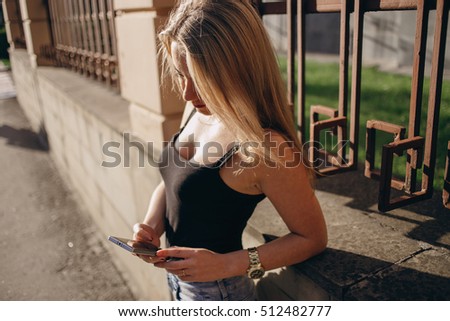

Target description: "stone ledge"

left=249, top=169, right=450, bottom=300
left=37, top=67, right=131, bottom=135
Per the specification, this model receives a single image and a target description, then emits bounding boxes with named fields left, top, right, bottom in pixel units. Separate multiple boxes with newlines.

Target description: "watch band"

left=248, top=247, right=260, bottom=265
left=246, top=247, right=265, bottom=279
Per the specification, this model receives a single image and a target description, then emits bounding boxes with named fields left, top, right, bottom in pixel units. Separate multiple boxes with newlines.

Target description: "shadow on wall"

left=257, top=248, right=450, bottom=300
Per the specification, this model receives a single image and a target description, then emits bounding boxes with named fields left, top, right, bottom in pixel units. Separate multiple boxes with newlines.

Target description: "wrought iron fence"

left=253, top=0, right=449, bottom=211
left=7, top=0, right=27, bottom=49
left=45, top=0, right=119, bottom=90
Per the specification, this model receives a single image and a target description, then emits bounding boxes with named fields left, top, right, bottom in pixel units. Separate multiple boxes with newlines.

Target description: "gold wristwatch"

left=246, top=247, right=265, bottom=279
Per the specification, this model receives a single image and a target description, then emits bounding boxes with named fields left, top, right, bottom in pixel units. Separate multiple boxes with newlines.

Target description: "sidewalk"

left=0, top=64, right=16, bottom=100
left=0, top=67, right=134, bottom=300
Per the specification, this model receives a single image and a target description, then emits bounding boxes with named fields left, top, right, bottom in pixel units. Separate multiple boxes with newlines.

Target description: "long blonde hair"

left=159, top=0, right=307, bottom=169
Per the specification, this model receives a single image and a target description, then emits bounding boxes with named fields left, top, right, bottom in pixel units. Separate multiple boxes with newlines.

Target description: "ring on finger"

left=180, top=269, right=186, bottom=277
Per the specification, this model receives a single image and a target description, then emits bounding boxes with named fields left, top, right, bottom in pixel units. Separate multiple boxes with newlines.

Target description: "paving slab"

left=345, top=247, right=450, bottom=300
left=311, top=170, right=449, bottom=299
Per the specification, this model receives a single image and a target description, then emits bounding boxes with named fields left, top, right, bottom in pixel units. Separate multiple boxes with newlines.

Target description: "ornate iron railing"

left=7, top=0, right=27, bottom=49
left=46, top=0, right=119, bottom=90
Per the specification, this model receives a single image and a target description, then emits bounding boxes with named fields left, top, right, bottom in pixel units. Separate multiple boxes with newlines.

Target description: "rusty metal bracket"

left=310, top=105, right=348, bottom=174
left=379, top=136, right=426, bottom=212
left=365, top=120, right=406, bottom=190
left=311, top=105, right=339, bottom=135
left=444, top=141, right=450, bottom=209
left=304, top=0, right=360, bottom=175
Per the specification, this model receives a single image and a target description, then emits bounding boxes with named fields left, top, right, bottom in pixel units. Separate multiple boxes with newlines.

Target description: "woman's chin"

left=194, top=105, right=212, bottom=115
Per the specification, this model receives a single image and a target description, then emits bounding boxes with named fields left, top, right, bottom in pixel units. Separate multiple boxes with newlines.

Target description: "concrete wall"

left=264, top=13, right=340, bottom=55
left=265, top=9, right=450, bottom=77
left=363, top=10, right=450, bottom=76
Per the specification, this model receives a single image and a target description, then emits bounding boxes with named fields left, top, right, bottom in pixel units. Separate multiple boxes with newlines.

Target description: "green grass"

left=1, top=58, right=10, bottom=67
left=278, top=57, right=450, bottom=191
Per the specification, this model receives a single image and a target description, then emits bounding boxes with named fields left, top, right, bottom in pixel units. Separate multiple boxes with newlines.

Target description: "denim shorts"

left=167, top=273, right=257, bottom=301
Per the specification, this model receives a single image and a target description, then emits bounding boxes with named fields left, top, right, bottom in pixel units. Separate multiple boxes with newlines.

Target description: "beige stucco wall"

left=115, top=9, right=184, bottom=152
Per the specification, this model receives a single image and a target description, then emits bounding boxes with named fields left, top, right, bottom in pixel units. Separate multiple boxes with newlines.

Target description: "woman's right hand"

left=132, top=223, right=164, bottom=264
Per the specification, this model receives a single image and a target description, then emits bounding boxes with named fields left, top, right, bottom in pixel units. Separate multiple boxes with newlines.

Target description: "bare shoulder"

left=252, top=129, right=313, bottom=194
left=261, top=129, right=306, bottom=169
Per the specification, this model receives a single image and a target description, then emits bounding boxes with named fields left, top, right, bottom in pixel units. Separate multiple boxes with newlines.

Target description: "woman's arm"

left=239, top=132, right=328, bottom=272
left=134, top=104, right=192, bottom=254
left=133, top=180, right=166, bottom=248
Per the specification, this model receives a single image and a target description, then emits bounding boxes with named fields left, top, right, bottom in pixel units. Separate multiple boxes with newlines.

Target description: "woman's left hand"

left=154, top=247, right=228, bottom=282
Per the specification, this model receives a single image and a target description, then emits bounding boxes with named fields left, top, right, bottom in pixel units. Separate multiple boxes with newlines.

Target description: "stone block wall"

left=35, top=66, right=171, bottom=299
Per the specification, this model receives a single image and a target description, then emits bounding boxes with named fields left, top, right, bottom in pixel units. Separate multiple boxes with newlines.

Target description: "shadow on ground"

left=0, top=96, right=134, bottom=300
left=257, top=247, right=450, bottom=300
left=0, top=124, right=47, bottom=151
left=315, top=168, right=450, bottom=251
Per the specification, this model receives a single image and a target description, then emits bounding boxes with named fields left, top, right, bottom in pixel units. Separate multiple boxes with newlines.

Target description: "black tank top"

left=159, top=111, right=266, bottom=254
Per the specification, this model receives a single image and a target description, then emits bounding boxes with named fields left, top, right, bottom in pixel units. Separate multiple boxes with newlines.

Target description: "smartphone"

left=108, top=236, right=160, bottom=256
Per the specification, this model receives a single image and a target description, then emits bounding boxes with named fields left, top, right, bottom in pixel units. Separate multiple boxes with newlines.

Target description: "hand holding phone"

left=108, top=236, right=160, bottom=256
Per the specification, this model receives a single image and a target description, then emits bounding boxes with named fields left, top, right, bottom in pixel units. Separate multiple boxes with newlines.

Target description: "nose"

left=182, top=78, right=198, bottom=102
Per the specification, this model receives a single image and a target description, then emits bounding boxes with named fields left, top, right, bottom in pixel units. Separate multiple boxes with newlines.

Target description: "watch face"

left=249, top=269, right=265, bottom=279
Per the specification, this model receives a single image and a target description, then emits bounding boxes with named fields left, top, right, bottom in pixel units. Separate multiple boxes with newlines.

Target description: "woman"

left=132, top=0, right=327, bottom=301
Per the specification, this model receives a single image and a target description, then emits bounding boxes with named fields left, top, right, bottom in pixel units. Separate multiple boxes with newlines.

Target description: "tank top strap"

left=213, top=143, right=240, bottom=168
left=180, top=108, right=197, bottom=133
